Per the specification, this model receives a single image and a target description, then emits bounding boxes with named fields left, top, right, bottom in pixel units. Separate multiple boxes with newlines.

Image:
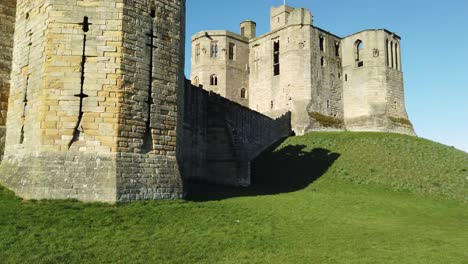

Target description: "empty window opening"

left=277, top=17, right=280, bottom=23
left=241, top=88, right=247, bottom=99
left=327, top=100, right=330, bottom=109
left=395, top=43, right=399, bottom=70
left=335, top=41, right=340, bottom=56
left=320, top=57, right=325, bottom=67
left=271, top=101, right=274, bottom=109
left=319, top=35, right=325, bottom=51
left=195, top=43, right=200, bottom=62
left=355, top=40, right=364, bottom=67
left=390, top=41, right=394, bottom=68
left=193, top=76, right=199, bottom=86
left=273, top=40, right=280, bottom=76
left=345, top=74, right=348, bottom=82
left=210, top=74, right=218, bottom=86
left=229, top=43, right=236, bottom=60
left=150, top=8, right=156, bottom=18
left=386, top=39, right=390, bottom=67
left=210, top=42, right=218, bottom=58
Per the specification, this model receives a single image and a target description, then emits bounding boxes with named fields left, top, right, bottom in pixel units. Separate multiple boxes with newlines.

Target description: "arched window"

left=355, top=40, right=364, bottom=67
left=193, top=76, right=199, bottom=86
left=210, top=74, right=218, bottom=86
left=241, top=88, right=247, bottom=99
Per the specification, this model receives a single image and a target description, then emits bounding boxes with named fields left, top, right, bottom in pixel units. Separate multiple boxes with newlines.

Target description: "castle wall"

left=191, top=31, right=249, bottom=106
left=306, top=28, right=344, bottom=132
left=0, top=0, right=187, bottom=203
left=0, top=0, right=16, bottom=160
left=342, top=30, right=414, bottom=135
left=249, top=23, right=313, bottom=135
left=182, top=83, right=291, bottom=187
left=116, top=0, right=185, bottom=201
left=1, top=0, right=124, bottom=203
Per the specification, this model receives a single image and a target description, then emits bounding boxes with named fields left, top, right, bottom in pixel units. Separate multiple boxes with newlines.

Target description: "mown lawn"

left=1, top=132, right=467, bottom=263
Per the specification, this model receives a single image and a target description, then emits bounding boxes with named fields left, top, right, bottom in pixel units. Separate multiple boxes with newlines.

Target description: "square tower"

left=0, top=0, right=186, bottom=203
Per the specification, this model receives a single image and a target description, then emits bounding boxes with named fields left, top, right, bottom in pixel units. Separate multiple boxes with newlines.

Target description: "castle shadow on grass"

left=185, top=143, right=340, bottom=201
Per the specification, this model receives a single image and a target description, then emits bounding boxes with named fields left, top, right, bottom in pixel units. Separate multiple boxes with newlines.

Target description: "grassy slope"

left=0, top=132, right=467, bottom=263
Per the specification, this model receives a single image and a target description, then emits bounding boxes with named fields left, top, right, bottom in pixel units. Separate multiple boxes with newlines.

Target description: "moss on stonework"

left=389, top=116, right=414, bottom=128
left=309, top=112, right=344, bottom=129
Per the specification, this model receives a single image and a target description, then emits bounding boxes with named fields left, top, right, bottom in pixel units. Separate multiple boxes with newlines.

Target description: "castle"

left=191, top=5, right=415, bottom=135
left=0, top=1, right=413, bottom=203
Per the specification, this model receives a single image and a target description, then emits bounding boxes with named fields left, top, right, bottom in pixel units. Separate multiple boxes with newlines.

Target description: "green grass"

left=1, top=132, right=467, bottom=263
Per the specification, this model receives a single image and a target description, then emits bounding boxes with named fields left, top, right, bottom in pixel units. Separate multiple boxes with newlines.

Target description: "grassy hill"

left=0, top=132, right=467, bottom=263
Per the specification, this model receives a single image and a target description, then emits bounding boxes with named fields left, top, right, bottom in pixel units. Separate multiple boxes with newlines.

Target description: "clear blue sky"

left=185, top=0, right=468, bottom=152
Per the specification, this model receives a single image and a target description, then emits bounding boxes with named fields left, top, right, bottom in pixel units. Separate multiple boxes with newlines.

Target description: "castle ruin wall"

left=0, top=0, right=16, bottom=160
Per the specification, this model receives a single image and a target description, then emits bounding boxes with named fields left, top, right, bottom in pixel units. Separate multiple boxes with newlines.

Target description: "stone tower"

left=341, top=30, right=414, bottom=134
left=0, top=0, right=186, bottom=203
left=191, top=29, right=250, bottom=107
left=0, top=0, right=16, bottom=160
left=190, top=4, right=414, bottom=136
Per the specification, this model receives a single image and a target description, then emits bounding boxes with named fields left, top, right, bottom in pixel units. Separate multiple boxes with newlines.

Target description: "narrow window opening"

left=319, top=35, right=325, bottom=51
left=395, top=43, right=399, bottom=70
left=150, top=8, right=156, bottom=18
left=390, top=41, right=394, bottom=68
left=210, top=42, right=218, bottom=58
left=210, top=74, right=218, bottom=86
left=386, top=39, right=389, bottom=67
left=195, top=43, right=200, bottom=62
left=241, top=88, right=247, bottom=99
left=273, top=40, right=280, bottom=76
left=345, top=74, right=348, bottom=82
left=271, top=101, right=274, bottom=109
left=229, top=43, right=235, bottom=60
left=355, top=40, right=364, bottom=67
left=320, top=57, right=325, bottom=67
left=193, top=76, right=199, bottom=86
left=335, top=41, right=340, bottom=56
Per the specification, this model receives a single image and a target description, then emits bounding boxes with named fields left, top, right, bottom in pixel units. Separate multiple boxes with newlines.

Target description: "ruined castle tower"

left=0, top=0, right=186, bottom=203
left=341, top=30, right=414, bottom=134
left=0, top=0, right=16, bottom=160
left=191, top=5, right=414, bottom=136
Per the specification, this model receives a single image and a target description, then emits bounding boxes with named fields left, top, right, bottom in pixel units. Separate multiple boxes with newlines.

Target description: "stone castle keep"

left=0, top=1, right=413, bottom=203
left=191, top=5, right=415, bottom=135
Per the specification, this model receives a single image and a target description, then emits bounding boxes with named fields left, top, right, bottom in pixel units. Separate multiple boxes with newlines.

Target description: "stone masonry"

left=0, top=0, right=16, bottom=160
left=0, top=0, right=186, bottom=203
left=191, top=5, right=415, bottom=136
left=0, top=0, right=292, bottom=203
left=181, top=81, right=291, bottom=187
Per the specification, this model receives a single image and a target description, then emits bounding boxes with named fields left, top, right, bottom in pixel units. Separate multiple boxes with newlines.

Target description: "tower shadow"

left=185, top=144, right=340, bottom=201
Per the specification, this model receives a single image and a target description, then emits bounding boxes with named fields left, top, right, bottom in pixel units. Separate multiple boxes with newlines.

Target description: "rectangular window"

left=195, top=43, right=200, bottom=62
left=273, top=40, right=280, bottom=76
left=229, top=43, right=235, bottom=60
left=319, top=36, right=325, bottom=52
left=335, top=42, right=340, bottom=56
left=210, top=41, right=218, bottom=58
